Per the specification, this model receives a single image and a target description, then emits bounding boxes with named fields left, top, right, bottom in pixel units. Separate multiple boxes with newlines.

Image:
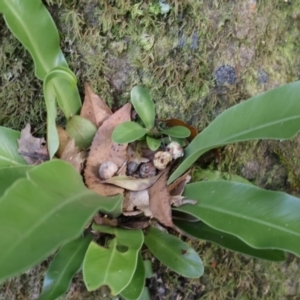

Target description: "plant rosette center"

left=76, top=85, right=196, bottom=230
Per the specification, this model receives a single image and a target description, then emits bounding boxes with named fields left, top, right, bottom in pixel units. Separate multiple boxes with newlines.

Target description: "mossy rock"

left=1, top=1, right=300, bottom=299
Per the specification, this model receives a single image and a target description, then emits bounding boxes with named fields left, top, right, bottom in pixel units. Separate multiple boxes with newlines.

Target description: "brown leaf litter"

left=148, top=166, right=174, bottom=228
left=103, top=171, right=163, bottom=191
left=18, top=124, right=49, bottom=164
left=17, top=85, right=196, bottom=232
left=84, top=103, right=131, bottom=196
left=56, top=125, right=70, bottom=157
left=60, top=139, right=87, bottom=173
left=56, top=125, right=86, bottom=173
left=168, top=171, right=196, bottom=207
left=123, top=190, right=152, bottom=216
left=80, top=83, right=113, bottom=127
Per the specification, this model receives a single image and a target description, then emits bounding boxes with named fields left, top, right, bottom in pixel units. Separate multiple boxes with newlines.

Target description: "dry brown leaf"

left=123, top=190, right=152, bottom=216
left=80, top=83, right=113, bottom=127
left=122, top=211, right=142, bottom=216
left=148, top=166, right=174, bottom=228
left=127, top=144, right=150, bottom=164
left=168, top=171, right=191, bottom=196
left=119, top=218, right=150, bottom=229
left=93, top=214, right=118, bottom=227
left=103, top=171, right=163, bottom=191
left=84, top=103, right=131, bottom=196
left=18, top=124, right=49, bottom=164
left=168, top=171, right=196, bottom=207
left=171, top=195, right=197, bottom=207
left=56, top=125, right=71, bottom=157
left=61, top=139, right=87, bottom=173
left=137, top=142, right=158, bottom=161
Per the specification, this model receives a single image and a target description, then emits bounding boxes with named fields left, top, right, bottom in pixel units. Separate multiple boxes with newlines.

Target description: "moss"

left=1, top=0, right=300, bottom=299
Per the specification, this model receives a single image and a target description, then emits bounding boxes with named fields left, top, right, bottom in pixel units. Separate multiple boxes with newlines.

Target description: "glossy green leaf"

left=1, top=1, right=82, bottom=158
left=0, top=0, right=68, bottom=80
left=137, top=287, right=151, bottom=300
left=44, top=66, right=81, bottom=119
left=174, top=220, right=285, bottom=261
left=66, top=115, right=97, bottom=150
left=146, top=136, right=161, bottom=151
left=43, top=77, right=59, bottom=159
left=144, top=227, right=203, bottom=278
left=169, top=81, right=300, bottom=183
left=131, top=86, right=155, bottom=129
left=83, top=226, right=144, bottom=294
left=112, top=122, right=148, bottom=144
left=176, top=181, right=300, bottom=257
left=0, top=127, right=27, bottom=167
left=44, top=68, right=81, bottom=157
left=143, top=260, right=153, bottom=279
left=0, top=1, right=81, bottom=120
left=120, top=252, right=145, bottom=300
left=0, top=166, right=32, bottom=198
left=0, top=160, right=123, bottom=282
left=38, top=234, right=93, bottom=300
left=162, top=136, right=187, bottom=147
left=161, top=126, right=191, bottom=138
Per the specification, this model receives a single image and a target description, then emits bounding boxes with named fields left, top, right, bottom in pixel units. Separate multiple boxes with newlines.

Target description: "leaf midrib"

left=4, top=1, right=48, bottom=78
left=190, top=114, right=300, bottom=155
left=193, top=203, right=300, bottom=238
left=41, top=242, right=85, bottom=298
left=102, top=238, right=117, bottom=285
left=0, top=154, right=24, bottom=166
left=1, top=189, right=99, bottom=262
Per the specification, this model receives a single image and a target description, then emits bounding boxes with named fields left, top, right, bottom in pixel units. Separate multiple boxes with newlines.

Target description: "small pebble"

left=139, top=162, right=157, bottom=178
left=127, top=161, right=138, bottom=175
left=153, top=151, right=172, bottom=170
left=98, top=161, right=118, bottom=180
left=166, top=141, right=184, bottom=160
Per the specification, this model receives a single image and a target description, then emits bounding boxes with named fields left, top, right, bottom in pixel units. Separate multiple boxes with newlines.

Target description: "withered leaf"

left=168, top=171, right=196, bottom=207
left=93, top=214, right=118, bottom=227
left=103, top=172, right=163, bottom=191
left=61, top=139, right=86, bottom=173
left=84, top=103, right=131, bottom=196
left=18, top=124, right=49, bottom=165
left=171, top=195, right=197, bottom=207
left=80, top=83, right=113, bottom=127
left=56, top=125, right=71, bottom=157
left=168, top=171, right=191, bottom=196
left=119, top=219, right=150, bottom=230
left=122, top=211, right=142, bottom=216
left=127, top=143, right=150, bottom=165
left=148, top=166, right=174, bottom=228
left=123, top=190, right=152, bottom=216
